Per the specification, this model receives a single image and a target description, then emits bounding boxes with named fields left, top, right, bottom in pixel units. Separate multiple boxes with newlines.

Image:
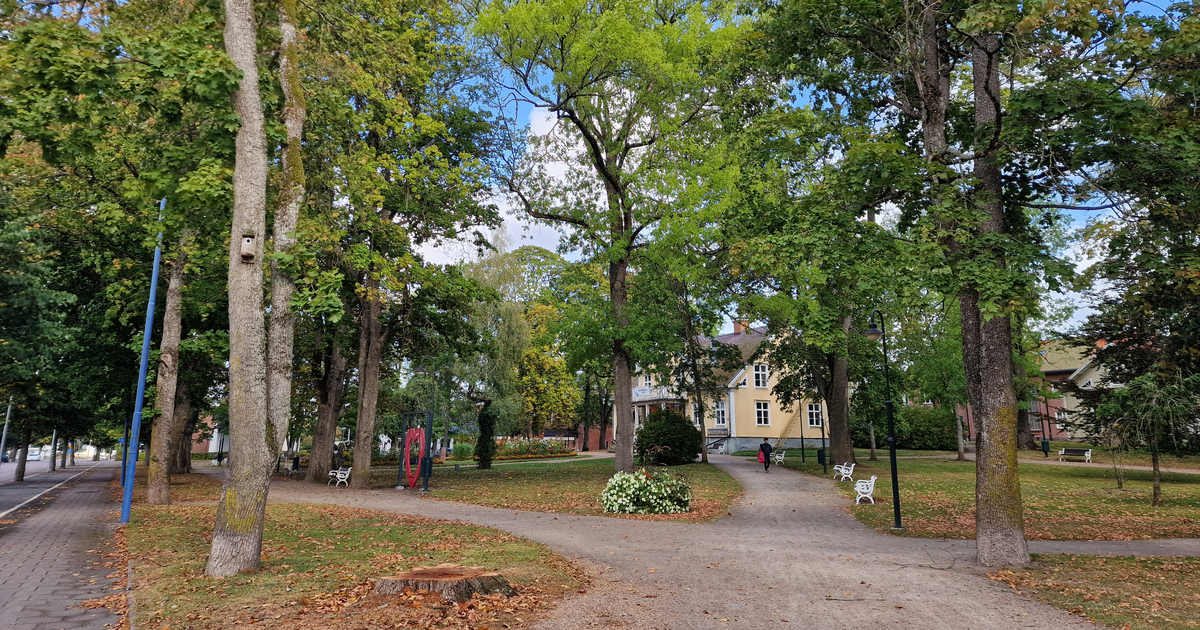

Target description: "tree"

left=205, top=0, right=273, bottom=577
left=474, top=0, right=744, bottom=471
left=1096, top=374, right=1200, bottom=506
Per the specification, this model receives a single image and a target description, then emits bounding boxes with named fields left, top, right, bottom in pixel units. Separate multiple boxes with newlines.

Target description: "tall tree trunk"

left=49, top=431, right=57, bottom=472
left=1013, top=358, right=1037, bottom=450
left=207, top=0, right=272, bottom=578
left=14, top=426, right=30, bottom=481
left=266, top=0, right=307, bottom=469
left=581, top=377, right=592, bottom=452
left=971, top=33, right=1029, bottom=567
left=956, top=414, right=966, bottom=461
left=170, top=378, right=195, bottom=474
left=611, top=254, right=635, bottom=472
left=869, top=423, right=877, bottom=461
left=148, top=233, right=189, bottom=504
left=827, top=314, right=855, bottom=464
left=350, top=275, right=387, bottom=488
left=306, top=332, right=347, bottom=482
left=60, top=438, right=69, bottom=469
left=1151, top=448, right=1161, bottom=507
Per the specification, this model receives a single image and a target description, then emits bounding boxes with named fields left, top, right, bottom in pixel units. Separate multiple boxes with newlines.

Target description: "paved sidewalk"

left=0, top=461, right=122, bottom=630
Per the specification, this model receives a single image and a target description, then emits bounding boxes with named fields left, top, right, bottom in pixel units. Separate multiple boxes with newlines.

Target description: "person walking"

left=759, top=438, right=773, bottom=473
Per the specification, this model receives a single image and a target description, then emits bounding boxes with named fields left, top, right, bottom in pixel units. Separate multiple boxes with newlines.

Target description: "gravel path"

left=265, top=454, right=1110, bottom=629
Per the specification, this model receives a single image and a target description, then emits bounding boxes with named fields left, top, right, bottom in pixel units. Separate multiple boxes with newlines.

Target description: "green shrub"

left=896, top=405, right=958, bottom=450
left=475, top=406, right=498, bottom=469
left=634, top=410, right=702, bottom=466
left=601, top=468, right=692, bottom=514
left=495, top=438, right=574, bottom=458
left=450, top=441, right=475, bottom=461
left=190, top=452, right=217, bottom=460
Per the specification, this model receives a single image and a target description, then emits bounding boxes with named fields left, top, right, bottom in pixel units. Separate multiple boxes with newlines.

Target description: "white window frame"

left=1055, top=410, right=1068, bottom=430
left=807, top=403, right=823, bottom=428
left=692, top=403, right=702, bottom=426
left=755, top=401, right=771, bottom=426
left=753, top=364, right=769, bottom=388
left=715, top=400, right=727, bottom=426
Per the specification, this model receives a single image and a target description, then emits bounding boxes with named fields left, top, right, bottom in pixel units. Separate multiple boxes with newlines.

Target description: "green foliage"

left=634, top=410, right=702, bottom=466
left=600, top=469, right=692, bottom=515
left=474, top=405, right=498, bottom=469
left=450, top=441, right=474, bottom=461
left=494, top=438, right=574, bottom=459
left=896, top=405, right=958, bottom=451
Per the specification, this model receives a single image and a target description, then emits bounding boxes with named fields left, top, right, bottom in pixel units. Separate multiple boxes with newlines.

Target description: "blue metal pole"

left=121, top=199, right=166, bottom=524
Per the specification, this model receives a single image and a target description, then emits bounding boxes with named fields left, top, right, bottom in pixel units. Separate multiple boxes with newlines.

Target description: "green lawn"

left=775, top=454, right=1200, bottom=540
left=398, top=458, right=742, bottom=522
left=1019, top=441, right=1200, bottom=471
left=124, top=503, right=583, bottom=630
left=993, top=555, right=1200, bottom=629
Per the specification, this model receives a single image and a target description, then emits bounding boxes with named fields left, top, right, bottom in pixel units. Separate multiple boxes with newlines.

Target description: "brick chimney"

left=733, top=321, right=748, bottom=335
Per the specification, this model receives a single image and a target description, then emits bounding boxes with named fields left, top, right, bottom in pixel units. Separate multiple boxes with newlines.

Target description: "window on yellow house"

left=715, top=400, right=727, bottom=426
left=753, top=364, right=769, bottom=388
left=755, top=401, right=770, bottom=426
left=807, top=403, right=823, bottom=427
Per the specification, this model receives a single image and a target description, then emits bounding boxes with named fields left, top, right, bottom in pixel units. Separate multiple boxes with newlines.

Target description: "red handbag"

left=758, top=450, right=765, bottom=463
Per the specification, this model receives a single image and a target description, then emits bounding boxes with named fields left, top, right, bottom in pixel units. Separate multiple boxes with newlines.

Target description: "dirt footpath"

left=264, top=455, right=1119, bottom=629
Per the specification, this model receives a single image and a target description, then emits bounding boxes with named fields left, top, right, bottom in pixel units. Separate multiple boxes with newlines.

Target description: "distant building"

left=618, top=323, right=830, bottom=454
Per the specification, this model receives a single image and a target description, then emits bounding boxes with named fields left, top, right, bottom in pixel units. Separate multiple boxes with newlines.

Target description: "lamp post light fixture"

left=865, top=309, right=903, bottom=530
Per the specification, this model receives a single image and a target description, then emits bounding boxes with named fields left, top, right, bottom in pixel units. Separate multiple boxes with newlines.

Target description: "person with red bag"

left=758, top=438, right=773, bottom=473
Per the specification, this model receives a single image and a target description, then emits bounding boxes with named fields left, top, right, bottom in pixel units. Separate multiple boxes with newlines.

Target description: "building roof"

left=1035, top=339, right=1090, bottom=375
left=704, top=326, right=767, bottom=386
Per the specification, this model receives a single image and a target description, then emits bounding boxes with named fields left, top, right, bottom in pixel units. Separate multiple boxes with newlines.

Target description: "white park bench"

left=771, top=450, right=786, bottom=465
left=327, top=466, right=352, bottom=487
left=855, top=476, right=878, bottom=504
left=1058, top=447, right=1092, bottom=463
left=832, top=462, right=855, bottom=482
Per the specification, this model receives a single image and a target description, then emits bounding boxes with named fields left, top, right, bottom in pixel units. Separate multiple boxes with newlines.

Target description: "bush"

left=600, top=468, right=692, bottom=514
left=190, top=452, right=217, bottom=460
left=896, top=405, right=958, bottom=450
left=495, top=438, right=574, bottom=458
left=634, top=410, right=702, bottom=466
left=475, top=406, right=498, bottom=469
left=450, top=441, right=474, bottom=461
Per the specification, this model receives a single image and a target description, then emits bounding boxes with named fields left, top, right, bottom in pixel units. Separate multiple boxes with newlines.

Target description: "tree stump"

left=374, top=563, right=514, bottom=602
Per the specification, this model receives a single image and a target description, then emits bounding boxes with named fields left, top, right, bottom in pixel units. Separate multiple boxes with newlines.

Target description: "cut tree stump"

left=374, top=563, right=515, bottom=602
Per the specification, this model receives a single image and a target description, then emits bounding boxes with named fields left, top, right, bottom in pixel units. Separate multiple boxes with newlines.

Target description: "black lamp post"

left=865, top=310, right=903, bottom=530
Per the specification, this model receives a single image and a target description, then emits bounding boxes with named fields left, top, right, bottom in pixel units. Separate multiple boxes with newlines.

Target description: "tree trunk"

left=14, top=426, right=30, bottom=481
left=350, top=275, right=387, bottom=489
left=170, top=379, right=195, bottom=474
left=869, top=423, right=877, bottom=461
left=971, top=33, right=1029, bottom=568
left=580, top=377, right=592, bottom=452
left=207, top=0, right=273, bottom=578
left=266, top=0, right=307, bottom=470
left=1151, top=449, right=1161, bottom=507
left=49, top=431, right=57, bottom=472
left=1013, top=358, right=1037, bottom=450
left=611, top=255, right=635, bottom=472
left=69, top=444, right=75, bottom=466
left=956, top=414, right=966, bottom=461
left=148, top=233, right=189, bottom=505
left=61, top=438, right=69, bottom=469
left=827, top=315, right=855, bottom=464
left=306, top=332, right=347, bottom=482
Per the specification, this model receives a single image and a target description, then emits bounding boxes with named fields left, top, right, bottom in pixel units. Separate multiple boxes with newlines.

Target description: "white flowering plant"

left=600, top=468, right=692, bottom=514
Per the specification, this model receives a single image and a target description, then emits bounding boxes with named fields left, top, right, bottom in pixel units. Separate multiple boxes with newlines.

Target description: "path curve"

left=267, top=454, right=1106, bottom=628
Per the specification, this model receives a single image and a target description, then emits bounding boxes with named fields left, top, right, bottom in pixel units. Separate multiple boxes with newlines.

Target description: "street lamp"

left=865, top=310, right=903, bottom=530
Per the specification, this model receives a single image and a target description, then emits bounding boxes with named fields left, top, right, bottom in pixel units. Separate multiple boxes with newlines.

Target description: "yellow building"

left=623, top=324, right=829, bottom=454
